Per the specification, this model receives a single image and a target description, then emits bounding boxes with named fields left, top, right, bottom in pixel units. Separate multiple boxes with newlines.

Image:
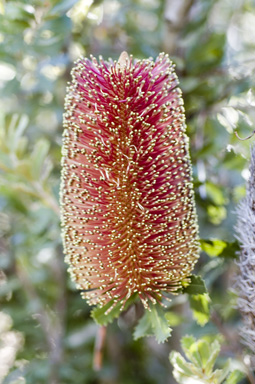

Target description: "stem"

left=247, top=369, right=255, bottom=384
left=93, top=326, right=107, bottom=371
left=211, top=310, right=241, bottom=353
left=235, top=130, right=255, bottom=141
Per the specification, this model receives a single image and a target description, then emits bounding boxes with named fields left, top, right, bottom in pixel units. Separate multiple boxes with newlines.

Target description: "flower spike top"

left=60, top=52, right=200, bottom=313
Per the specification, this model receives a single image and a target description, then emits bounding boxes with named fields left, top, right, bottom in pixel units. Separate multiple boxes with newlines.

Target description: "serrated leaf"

left=134, top=305, right=172, bottom=343
left=133, top=310, right=153, bottom=340
left=170, top=336, right=234, bottom=384
left=204, top=340, right=221, bottom=375
left=181, top=336, right=203, bottom=368
left=182, top=275, right=207, bottom=295
left=91, top=295, right=136, bottom=326
left=212, top=361, right=231, bottom=383
left=189, top=294, right=210, bottom=326
left=91, top=300, right=123, bottom=325
left=169, top=351, right=195, bottom=377
left=150, top=305, right=172, bottom=343
left=181, top=335, right=196, bottom=351
left=180, top=337, right=219, bottom=373
left=196, top=339, right=212, bottom=368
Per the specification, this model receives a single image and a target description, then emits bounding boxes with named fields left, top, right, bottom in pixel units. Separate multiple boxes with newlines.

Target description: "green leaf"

left=169, top=351, right=195, bottom=378
left=8, top=114, right=29, bottom=153
left=170, top=336, right=234, bottom=384
left=225, top=370, right=245, bottom=384
left=212, top=361, right=231, bottom=383
left=190, top=338, right=222, bottom=377
left=50, top=0, right=79, bottom=15
left=206, top=181, right=227, bottom=205
left=133, top=309, right=153, bottom=339
left=91, top=300, right=123, bottom=326
left=204, top=340, right=221, bottom=375
left=149, top=305, right=172, bottom=343
left=164, top=311, right=185, bottom=326
left=5, top=2, right=34, bottom=21
left=207, top=205, right=227, bottom=225
left=181, top=335, right=195, bottom=351
left=181, top=337, right=218, bottom=371
left=200, top=239, right=227, bottom=257
left=201, top=239, right=239, bottom=259
left=134, top=304, right=172, bottom=343
left=181, top=336, right=203, bottom=368
left=196, top=339, right=212, bottom=369
left=0, top=277, right=20, bottom=298
left=189, top=294, right=210, bottom=326
left=30, top=139, right=50, bottom=180
left=0, top=0, right=4, bottom=15
left=182, top=275, right=207, bottom=295
left=91, top=295, right=136, bottom=326
left=219, top=241, right=239, bottom=259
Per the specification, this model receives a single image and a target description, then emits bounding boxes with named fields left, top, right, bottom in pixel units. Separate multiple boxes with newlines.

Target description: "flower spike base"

left=60, top=52, right=200, bottom=321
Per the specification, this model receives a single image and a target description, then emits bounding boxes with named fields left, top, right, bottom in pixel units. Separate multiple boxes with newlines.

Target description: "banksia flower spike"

left=60, top=52, right=200, bottom=313
left=235, top=145, right=255, bottom=367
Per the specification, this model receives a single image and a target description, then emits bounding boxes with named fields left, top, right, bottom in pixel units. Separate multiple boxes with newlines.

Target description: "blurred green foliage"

left=0, top=0, right=255, bottom=383
left=170, top=335, right=245, bottom=384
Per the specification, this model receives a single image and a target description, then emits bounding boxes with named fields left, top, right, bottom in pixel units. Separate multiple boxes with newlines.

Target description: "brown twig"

left=235, top=130, right=255, bottom=141
left=93, top=326, right=107, bottom=371
left=247, top=369, right=255, bottom=384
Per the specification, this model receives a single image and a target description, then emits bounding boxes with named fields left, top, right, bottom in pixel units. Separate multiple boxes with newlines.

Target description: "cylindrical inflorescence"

left=235, top=145, right=255, bottom=367
left=60, top=52, right=200, bottom=311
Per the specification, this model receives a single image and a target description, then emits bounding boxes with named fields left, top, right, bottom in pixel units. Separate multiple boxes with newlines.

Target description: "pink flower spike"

left=60, top=52, right=200, bottom=311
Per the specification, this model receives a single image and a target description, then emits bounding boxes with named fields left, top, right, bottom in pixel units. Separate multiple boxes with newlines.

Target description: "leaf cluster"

left=170, top=336, right=244, bottom=384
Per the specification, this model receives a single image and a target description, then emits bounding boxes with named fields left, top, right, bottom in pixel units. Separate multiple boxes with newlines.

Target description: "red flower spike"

left=60, top=52, right=200, bottom=312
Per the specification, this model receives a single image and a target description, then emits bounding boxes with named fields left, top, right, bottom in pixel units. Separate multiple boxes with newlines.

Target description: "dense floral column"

left=235, top=145, right=255, bottom=367
left=60, top=52, right=200, bottom=312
